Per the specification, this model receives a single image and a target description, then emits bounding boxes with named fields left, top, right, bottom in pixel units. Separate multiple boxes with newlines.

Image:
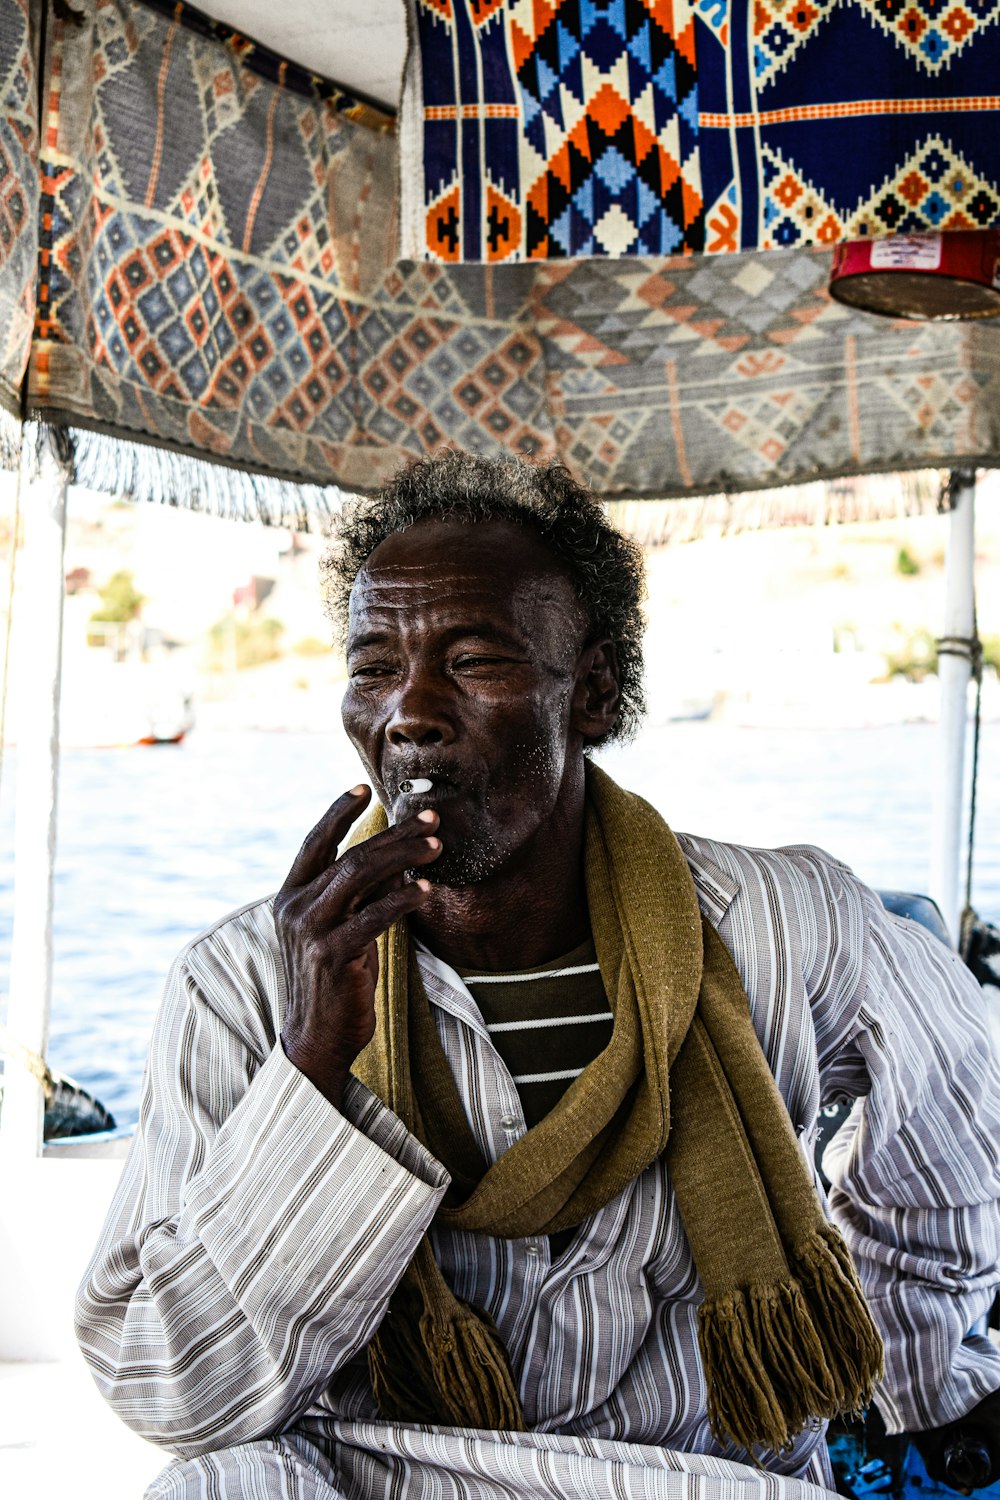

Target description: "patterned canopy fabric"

left=402, top=0, right=1000, bottom=264
left=1, top=0, right=999, bottom=514
left=27, top=0, right=401, bottom=513
left=0, top=0, right=36, bottom=429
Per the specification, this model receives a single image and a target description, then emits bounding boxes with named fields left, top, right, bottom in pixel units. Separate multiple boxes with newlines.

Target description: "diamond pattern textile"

left=2, top=0, right=998, bottom=508
left=401, top=0, right=1000, bottom=262
left=0, top=0, right=37, bottom=420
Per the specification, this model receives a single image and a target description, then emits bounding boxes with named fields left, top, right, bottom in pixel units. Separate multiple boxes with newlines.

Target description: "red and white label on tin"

left=870, top=234, right=943, bottom=271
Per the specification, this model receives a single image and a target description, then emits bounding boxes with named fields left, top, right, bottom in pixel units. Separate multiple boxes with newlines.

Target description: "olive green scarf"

left=349, top=763, right=882, bottom=1454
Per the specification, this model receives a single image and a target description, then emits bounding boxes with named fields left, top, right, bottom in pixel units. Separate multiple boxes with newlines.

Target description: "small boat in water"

left=57, top=661, right=195, bottom=749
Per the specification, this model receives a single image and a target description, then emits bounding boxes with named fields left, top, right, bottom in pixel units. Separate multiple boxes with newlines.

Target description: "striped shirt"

left=76, top=834, right=1000, bottom=1500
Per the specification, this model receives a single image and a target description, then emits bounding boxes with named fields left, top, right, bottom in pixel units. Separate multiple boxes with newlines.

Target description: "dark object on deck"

left=963, top=916, right=1000, bottom=996
left=830, top=1411, right=999, bottom=1500
left=877, top=891, right=952, bottom=949
left=942, top=1435, right=993, bottom=1495
left=829, top=1404, right=908, bottom=1500
left=43, top=1070, right=116, bottom=1140
left=815, top=890, right=952, bottom=1193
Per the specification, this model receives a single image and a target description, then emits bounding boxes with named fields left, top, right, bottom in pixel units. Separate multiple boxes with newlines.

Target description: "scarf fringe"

left=699, top=1281, right=818, bottom=1456
left=369, top=1290, right=525, bottom=1432
left=368, top=1290, right=443, bottom=1426
left=423, top=1306, right=525, bottom=1432
left=699, top=1225, right=884, bottom=1455
left=795, top=1222, right=885, bottom=1418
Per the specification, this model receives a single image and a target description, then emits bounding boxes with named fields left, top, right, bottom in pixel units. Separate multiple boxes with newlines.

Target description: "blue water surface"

left=1, top=720, right=998, bottom=1128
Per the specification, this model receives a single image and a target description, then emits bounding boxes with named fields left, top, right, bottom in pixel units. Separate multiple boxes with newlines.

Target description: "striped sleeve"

left=820, top=882, right=1000, bottom=1434
left=74, top=900, right=449, bottom=1459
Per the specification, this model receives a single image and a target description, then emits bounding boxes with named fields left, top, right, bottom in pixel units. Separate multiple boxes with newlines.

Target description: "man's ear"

left=571, top=638, right=621, bottom=742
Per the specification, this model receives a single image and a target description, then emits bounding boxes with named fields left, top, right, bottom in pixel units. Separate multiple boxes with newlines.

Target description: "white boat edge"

left=0, top=1143, right=166, bottom=1495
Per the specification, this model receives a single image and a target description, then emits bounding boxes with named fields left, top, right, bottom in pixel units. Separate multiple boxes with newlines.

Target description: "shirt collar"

left=412, top=837, right=741, bottom=1025
left=414, top=938, right=491, bottom=1037
left=677, top=838, right=741, bottom=926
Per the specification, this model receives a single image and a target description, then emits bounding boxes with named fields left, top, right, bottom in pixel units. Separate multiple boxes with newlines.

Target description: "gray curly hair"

left=321, top=452, right=646, bottom=745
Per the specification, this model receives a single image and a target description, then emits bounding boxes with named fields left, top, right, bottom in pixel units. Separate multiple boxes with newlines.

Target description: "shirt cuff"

left=881, top=1338, right=1000, bottom=1428
left=180, top=1044, right=449, bottom=1322
left=880, top=1334, right=1000, bottom=1433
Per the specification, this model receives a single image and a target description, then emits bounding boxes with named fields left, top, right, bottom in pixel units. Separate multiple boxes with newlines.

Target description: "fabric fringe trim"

left=369, top=1287, right=525, bottom=1432
left=698, top=1225, right=883, bottom=1457
left=423, top=1305, right=525, bottom=1431
left=66, top=425, right=345, bottom=531
left=368, top=1286, right=442, bottom=1427
left=796, top=1221, right=885, bottom=1413
left=13, top=420, right=973, bottom=537
left=606, top=470, right=952, bottom=546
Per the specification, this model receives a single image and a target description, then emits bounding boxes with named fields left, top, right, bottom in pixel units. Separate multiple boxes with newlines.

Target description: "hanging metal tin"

left=829, top=231, right=1000, bottom=321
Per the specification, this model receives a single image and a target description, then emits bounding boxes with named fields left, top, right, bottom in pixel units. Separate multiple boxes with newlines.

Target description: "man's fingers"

left=337, top=879, right=432, bottom=957
left=310, top=825, right=442, bottom=917
left=283, top=785, right=372, bottom=888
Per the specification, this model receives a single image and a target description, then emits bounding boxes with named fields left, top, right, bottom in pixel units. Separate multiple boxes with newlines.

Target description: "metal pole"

left=0, top=430, right=69, bottom=1163
left=930, top=470, right=977, bottom=944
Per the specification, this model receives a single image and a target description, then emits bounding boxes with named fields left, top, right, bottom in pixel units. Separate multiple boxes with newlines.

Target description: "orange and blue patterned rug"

left=401, top=0, right=1000, bottom=261
left=4, top=0, right=1000, bottom=511
left=0, top=0, right=37, bottom=426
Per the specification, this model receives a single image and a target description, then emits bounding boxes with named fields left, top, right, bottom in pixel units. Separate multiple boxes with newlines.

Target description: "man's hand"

left=912, top=1390, right=1000, bottom=1493
left=275, top=786, right=441, bottom=1109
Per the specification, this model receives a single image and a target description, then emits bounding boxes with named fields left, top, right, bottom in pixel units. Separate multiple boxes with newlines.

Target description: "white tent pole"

left=929, top=470, right=977, bottom=945
left=0, top=429, right=70, bottom=1164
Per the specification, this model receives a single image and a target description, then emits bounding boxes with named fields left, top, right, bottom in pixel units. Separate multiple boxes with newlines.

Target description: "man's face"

left=341, top=518, right=591, bottom=885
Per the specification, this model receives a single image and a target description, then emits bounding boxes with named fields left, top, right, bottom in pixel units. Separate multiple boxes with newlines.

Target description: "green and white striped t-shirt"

left=456, top=938, right=613, bottom=1130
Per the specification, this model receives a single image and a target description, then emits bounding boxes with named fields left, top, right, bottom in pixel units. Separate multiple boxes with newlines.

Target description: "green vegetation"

left=980, top=635, right=1000, bottom=675
left=89, top=569, right=144, bottom=623
left=881, top=629, right=1000, bottom=683
left=895, top=546, right=921, bottom=577
left=883, top=627, right=936, bottom=681
left=207, top=613, right=285, bottom=671
left=292, top=636, right=331, bottom=657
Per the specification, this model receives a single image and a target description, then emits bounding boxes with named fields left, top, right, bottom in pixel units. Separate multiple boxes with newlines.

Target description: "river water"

left=1, top=719, right=999, bottom=1128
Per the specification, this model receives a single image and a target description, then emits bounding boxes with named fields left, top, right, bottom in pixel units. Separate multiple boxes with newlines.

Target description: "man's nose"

left=385, top=675, right=455, bottom=747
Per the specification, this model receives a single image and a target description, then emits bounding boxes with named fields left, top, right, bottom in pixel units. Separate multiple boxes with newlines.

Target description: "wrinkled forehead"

left=347, top=518, right=586, bottom=643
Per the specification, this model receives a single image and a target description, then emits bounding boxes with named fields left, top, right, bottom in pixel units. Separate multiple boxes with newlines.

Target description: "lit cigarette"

left=400, top=777, right=433, bottom=794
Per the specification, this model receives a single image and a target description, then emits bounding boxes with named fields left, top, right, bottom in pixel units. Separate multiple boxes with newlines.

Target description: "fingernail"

left=417, top=809, right=437, bottom=824
left=350, top=784, right=368, bottom=797
left=417, top=878, right=431, bottom=892
left=425, top=837, right=441, bottom=849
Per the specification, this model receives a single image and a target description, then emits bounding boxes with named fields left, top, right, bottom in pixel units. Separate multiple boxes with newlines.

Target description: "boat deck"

left=0, top=1354, right=163, bottom=1496
left=0, top=1149, right=165, bottom=1495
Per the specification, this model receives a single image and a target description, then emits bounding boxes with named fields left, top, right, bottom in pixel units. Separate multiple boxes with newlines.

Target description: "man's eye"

left=454, top=655, right=505, bottom=669
left=350, top=663, right=393, bottom=678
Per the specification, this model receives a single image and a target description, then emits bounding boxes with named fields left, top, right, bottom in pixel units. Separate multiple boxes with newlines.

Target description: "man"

left=77, top=453, right=1000, bottom=1500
